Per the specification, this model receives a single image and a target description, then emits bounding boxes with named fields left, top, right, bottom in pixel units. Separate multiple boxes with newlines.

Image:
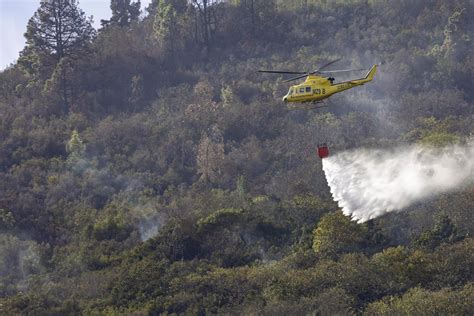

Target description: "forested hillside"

left=0, top=0, right=473, bottom=314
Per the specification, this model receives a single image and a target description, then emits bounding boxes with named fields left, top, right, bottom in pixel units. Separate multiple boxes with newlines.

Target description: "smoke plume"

left=322, top=142, right=474, bottom=222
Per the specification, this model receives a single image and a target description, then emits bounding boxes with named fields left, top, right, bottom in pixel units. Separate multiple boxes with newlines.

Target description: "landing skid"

left=289, top=101, right=329, bottom=110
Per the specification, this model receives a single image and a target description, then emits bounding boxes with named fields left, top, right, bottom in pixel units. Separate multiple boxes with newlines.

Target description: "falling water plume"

left=322, top=143, right=474, bottom=222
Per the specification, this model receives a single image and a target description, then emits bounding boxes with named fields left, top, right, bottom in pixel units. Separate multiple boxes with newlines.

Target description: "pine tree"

left=20, top=1, right=95, bottom=109
left=101, top=0, right=141, bottom=27
left=66, top=129, right=86, bottom=159
left=220, top=85, right=235, bottom=107
left=24, top=0, right=95, bottom=62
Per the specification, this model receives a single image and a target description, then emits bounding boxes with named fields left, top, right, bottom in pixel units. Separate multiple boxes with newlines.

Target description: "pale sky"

left=0, top=0, right=152, bottom=70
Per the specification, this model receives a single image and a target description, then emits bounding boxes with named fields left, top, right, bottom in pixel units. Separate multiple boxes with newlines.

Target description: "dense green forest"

left=0, top=0, right=473, bottom=314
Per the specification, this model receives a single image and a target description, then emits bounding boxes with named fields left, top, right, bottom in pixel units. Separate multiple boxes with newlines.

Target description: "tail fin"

left=349, top=64, right=377, bottom=85
left=364, top=64, right=377, bottom=81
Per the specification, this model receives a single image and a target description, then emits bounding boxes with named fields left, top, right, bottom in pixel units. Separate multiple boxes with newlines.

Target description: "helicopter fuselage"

left=282, top=65, right=377, bottom=107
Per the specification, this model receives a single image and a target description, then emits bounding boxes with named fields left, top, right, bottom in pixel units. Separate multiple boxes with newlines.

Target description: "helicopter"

left=259, top=58, right=378, bottom=109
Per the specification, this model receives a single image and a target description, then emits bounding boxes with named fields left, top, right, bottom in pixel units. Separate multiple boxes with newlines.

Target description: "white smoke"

left=323, top=142, right=474, bottom=223
left=131, top=202, right=167, bottom=242
left=138, top=214, right=165, bottom=241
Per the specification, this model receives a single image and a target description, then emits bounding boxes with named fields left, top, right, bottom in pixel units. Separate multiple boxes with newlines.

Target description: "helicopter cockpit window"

left=305, top=87, right=311, bottom=93
left=289, top=89, right=293, bottom=95
left=299, top=87, right=305, bottom=93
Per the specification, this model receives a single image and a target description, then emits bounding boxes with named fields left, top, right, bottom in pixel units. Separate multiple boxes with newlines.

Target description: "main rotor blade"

left=314, top=58, right=343, bottom=73
left=318, top=68, right=366, bottom=73
left=283, top=74, right=309, bottom=82
left=258, top=70, right=307, bottom=74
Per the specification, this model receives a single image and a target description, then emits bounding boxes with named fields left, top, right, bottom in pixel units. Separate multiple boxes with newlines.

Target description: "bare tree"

left=238, top=0, right=276, bottom=36
left=197, top=126, right=225, bottom=183
left=190, top=0, right=219, bottom=55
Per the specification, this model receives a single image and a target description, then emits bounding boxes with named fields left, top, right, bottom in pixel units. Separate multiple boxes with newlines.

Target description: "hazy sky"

left=0, top=0, right=152, bottom=70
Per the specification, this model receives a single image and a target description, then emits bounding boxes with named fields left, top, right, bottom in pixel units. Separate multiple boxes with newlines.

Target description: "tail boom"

left=330, top=64, right=377, bottom=93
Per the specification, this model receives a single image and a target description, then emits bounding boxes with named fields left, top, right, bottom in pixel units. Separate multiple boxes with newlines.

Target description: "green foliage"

left=366, top=283, right=474, bottom=315
left=0, top=234, right=46, bottom=296
left=221, top=85, right=236, bottom=107
left=403, top=116, right=465, bottom=146
left=415, top=215, right=462, bottom=250
left=91, top=211, right=133, bottom=242
left=197, top=207, right=245, bottom=231
left=111, top=257, right=167, bottom=307
left=24, top=0, right=95, bottom=62
left=19, top=0, right=95, bottom=112
left=0, top=209, right=15, bottom=229
left=128, top=74, right=145, bottom=108
left=66, top=129, right=85, bottom=157
left=103, top=0, right=141, bottom=27
left=153, top=0, right=178, bottom=50
left=419, top=131, right=460, bottom=146
left=235, top=174, right=246, bottom=196
left=312, top=211, right=368, bottom=257
left=43, top=57, right=76, bottom=110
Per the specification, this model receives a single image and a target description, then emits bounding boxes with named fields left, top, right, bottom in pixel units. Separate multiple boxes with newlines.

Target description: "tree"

left=366, top=284, right=474, bottom=315
left=153, top=0, right=179, bottom=53
left=101, top=0, right=141, bottom=27
left=430, top=8, right=469, bottom=60
left=235, top=175, right=246, bottom=197
left=190, top=0, right=219, bottom=55
left=312, top=211, right=367, bottom=258
left=148, top=0, right=188, bottom=14
left=185, top=79, right=221, bottom=129
left=66, top=129, right=85, bottom=161
left=20, top=0, right=96, bottom=109
left=415, top=215, right=462, bottom=250
left=196, top=126, right=225, bottom=183
left=24, top=0, right=95, bottom=62
left=0, top=209, right=15, bottom=229
left=43, top=56, right=75, bottom=110
left=236, top=0, right=276, bottom=37
left=220, top=85, right=236, bottom=107
left=129, top=74, right=145, bottom=109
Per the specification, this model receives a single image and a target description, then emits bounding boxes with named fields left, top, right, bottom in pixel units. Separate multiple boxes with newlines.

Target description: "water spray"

left=322, top=142, right=474, bottom=223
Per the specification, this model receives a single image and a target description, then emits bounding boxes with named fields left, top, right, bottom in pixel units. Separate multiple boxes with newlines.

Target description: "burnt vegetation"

left=0, top=0, right=473, bottom=314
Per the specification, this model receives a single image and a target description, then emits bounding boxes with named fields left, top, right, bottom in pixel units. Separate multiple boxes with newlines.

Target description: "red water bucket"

left=317, top=144, right=329, bottom=159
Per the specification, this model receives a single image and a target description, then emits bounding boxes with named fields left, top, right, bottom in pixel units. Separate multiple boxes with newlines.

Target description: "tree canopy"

left=24, top=0, right=95, bottom=61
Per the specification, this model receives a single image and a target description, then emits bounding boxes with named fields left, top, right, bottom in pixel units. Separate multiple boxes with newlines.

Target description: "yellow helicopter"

left=259, top=58, right=378, bottom=109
